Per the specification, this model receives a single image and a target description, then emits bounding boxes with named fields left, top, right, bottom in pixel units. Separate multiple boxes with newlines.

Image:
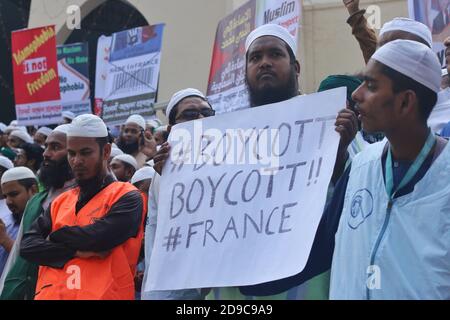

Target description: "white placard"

left=146, top=88, right=345, bottom=291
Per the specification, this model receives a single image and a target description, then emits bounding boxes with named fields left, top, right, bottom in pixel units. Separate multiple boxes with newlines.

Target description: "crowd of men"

left=0, top=0, right=449, bottom=300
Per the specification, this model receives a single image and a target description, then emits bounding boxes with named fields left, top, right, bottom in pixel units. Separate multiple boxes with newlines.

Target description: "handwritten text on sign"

left=146, top=88, right=345, bottom=291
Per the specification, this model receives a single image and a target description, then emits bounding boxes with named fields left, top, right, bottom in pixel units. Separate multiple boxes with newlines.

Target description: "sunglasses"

left=176, top=108, right=216, bottom=121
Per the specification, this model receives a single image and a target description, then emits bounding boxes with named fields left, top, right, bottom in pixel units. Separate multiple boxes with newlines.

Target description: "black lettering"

left=315, top=116, right=335, bottom=150
left=170, top=183, right=185, bottom=219
left=279, top=202, right=297, bottom=233
left=263, top=166, right=284, bottom=198
left=243, top=211, right=263, bottom=238
left=242, top=170, right=261, bottom=202
left=286, top=162, right=307, bottom=191
left=207, top=173, right=227, bottom=208
left=224, top=170, right=243, bottom=205
left=220, top=216, right=239, bottom=242
left=186, top=179, right=204, bottom=214
left=186, top=222, right=204, bottom=248
left=295, top=119, right=313, bottom=153
left=272, top=122, right=291, bottom=157
left=203, top=219, right=218, bottom=246
left=265, top=207, right=279, bottom=235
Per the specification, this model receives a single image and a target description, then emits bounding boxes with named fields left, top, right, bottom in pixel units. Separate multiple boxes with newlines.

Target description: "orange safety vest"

left=34, top=182, right=145, bottom=300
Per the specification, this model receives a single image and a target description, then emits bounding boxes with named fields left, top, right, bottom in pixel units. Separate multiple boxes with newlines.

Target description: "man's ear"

left=295, top=60, right=301, bottom=76
left=30, top=183, right=38, bottom=196
left=103, top=143, right=112, bottom=161
left=399, top=90, right=417, bottom=117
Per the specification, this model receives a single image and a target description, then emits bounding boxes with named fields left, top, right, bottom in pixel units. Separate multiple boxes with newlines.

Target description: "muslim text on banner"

left=145, top=87, right=345, bottom=291
left=57, top=42, right=91, bottom=116
left=207, top=0, right=300, bottom=114
left=11, top=25, right=62, bottom=125
left=101, top=24, right=165, bottom=125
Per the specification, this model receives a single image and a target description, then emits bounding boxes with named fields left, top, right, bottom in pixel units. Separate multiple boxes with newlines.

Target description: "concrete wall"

left=29, top=0, right=408, bottom=104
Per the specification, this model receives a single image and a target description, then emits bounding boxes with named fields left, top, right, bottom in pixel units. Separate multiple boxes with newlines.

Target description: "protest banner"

left=11, top=25, right=62, bottom=125
left=101, top=24, right=165, bottom=125
left=145, top=87, right=345, bottom=291
left=409, top=0, right=450, bottom=67
left=57, top=42, right=91, bottom=116
left=94, top=35, right=112, bottom=116
left=207, top=0, right=300, bottom=114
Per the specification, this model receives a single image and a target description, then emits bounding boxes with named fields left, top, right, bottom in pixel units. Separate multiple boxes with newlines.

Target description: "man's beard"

left=39, top=157, right=73, bottom=190
left=12, top=211, right=22, bottom=225
left=117, top=138, right=139, bottom=155
left=76, top=159, right=104, bottom=189
left=247, top=67, right=298, bottom=107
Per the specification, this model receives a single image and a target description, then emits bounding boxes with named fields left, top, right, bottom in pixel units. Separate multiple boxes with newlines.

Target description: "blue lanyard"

left=385, top=131, right=436, bottom=199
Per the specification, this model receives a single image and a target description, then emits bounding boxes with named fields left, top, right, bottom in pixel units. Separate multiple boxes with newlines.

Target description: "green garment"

left=0, top=192, right=48, bottom=300
left=0, top=147, right=16, bottom=161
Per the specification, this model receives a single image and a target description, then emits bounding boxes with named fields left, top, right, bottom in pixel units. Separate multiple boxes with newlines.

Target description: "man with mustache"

left=117, top=115, right=153, bottom=168
left=0, top=167, right=38, bottom=280
left=20, top=115, right=146, bottom=300
left=0, top=125, right=75, bottom=299
left=110, top=154, right=138, bottom=182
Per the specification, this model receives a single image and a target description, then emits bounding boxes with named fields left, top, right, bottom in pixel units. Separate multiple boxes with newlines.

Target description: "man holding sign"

left=145, top=25, right=357, bottom=300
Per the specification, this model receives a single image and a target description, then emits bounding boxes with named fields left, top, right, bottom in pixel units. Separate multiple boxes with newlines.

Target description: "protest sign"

left=11, top=25, right=62, bottom=125
left=409, top=0, right=450, bottom=67
left=94, top=35, right=112, bottom=116
left=145, top=87, right=345, bottom=291
left=102, top=24, right=164, bottom=125
left=57, top=42, right=91, bottom=116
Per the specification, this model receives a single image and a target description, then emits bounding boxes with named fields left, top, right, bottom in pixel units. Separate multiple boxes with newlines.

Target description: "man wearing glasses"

left=141, top=88, right=214, bottom=300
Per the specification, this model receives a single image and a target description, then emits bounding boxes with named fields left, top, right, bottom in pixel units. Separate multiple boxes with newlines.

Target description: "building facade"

left=28, top=0, right=407, bottom=110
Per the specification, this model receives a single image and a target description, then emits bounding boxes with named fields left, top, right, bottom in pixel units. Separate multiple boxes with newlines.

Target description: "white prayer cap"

left=9, top=120, right=18, bottom=126
left=36, top=127, right=53, bottom=137
left=1, top=167, right=36, bottom=185
left=442, top=68, right=448, bottom=77
left=155, top=125, right=168, bottom=133
left=147, top=119, right=162, bottom=129
left=4, top=126, right=15, bottom=134
left=112, top=154, right=138, bottom=170
left=245, top=24, right=297, bottom=56
left=372, top=40, right=441, bottom=93
left=62, top=111, right=76, bottom=120
left=166, top=88, right=206, bottom=120
left=67, top=114, right=108, bottom=138
left=380, top=17, right=432, bottom=48
left=0, top=156, right=14, bottom=170
left=131, top=166, right=155, bottom=184
left=9, top=130, right=32, bottom=143
left=53, top=124, right=71, bottom=135
left=0, top=123, right=7, bottom=133
left=110, top=147, right=124, bottom=158
left=125, top=115, right=146, bottom=130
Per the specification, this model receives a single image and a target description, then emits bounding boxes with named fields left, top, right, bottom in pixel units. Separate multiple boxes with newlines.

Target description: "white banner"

left=94, top=35, right=112, bottom=116
left=145, top=88, right=345, bottom=291
left=57, top=42, right=91, bottom=116
left=101, top=24, right=164, bottom=125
